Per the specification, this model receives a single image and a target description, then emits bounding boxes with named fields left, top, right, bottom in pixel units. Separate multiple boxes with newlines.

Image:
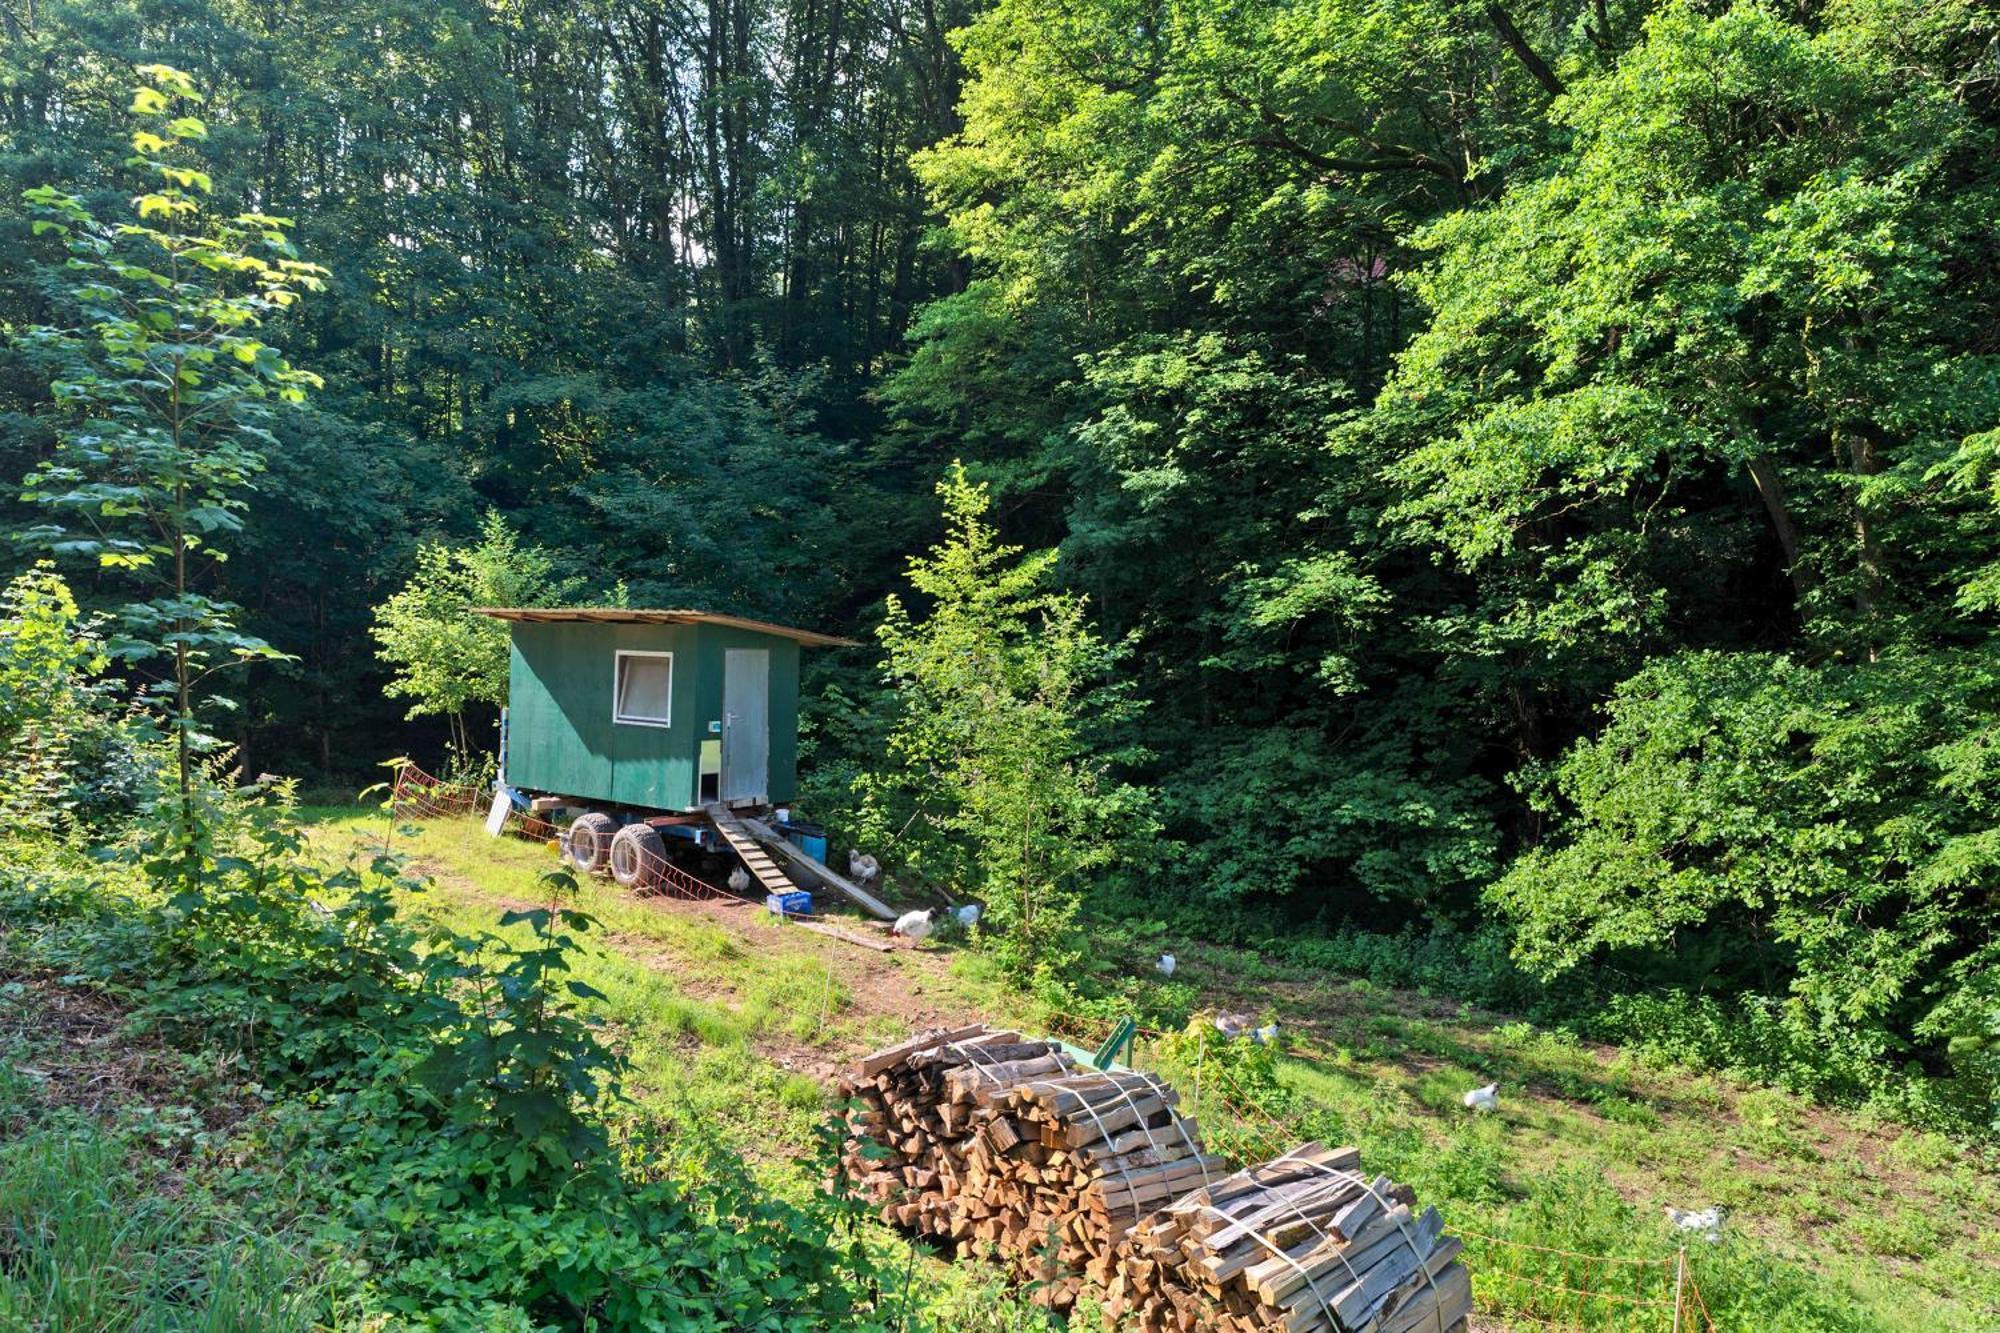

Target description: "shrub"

left=0, top=799, right=896, bottom=1329
left=1496, top=650, right=2000, bottom=1130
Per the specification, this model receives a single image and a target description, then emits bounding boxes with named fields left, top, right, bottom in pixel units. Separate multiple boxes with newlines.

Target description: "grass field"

left=5, top=805, right=1992, bottom=1330
left=287, top=805, right=2000, bottom=1332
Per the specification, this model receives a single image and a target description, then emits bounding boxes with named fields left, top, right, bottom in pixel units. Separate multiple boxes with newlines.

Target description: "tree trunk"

left=1744, top=454, right=1810, bottom=605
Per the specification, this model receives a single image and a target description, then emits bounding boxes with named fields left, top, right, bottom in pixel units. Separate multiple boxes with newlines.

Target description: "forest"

left=0, top=0, right=1997, bottom=1327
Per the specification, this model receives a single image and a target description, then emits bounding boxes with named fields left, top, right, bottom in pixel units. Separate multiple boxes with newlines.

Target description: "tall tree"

left=16, top=63, right=324, bottom=879
left=865, top=464, right=1152, bottom=981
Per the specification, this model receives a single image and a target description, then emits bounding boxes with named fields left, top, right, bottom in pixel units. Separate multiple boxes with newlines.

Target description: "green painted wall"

left=504, top=621, right=800, bottom=810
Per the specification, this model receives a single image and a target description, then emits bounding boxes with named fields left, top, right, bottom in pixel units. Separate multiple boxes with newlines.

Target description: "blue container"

left=777, top=819, right=829, bottom=866
left=765, top=890, right=813, bottom=917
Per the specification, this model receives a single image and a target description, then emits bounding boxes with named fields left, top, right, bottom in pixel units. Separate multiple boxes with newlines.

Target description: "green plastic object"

left=1092, top=1016, right=1138, bottom=1071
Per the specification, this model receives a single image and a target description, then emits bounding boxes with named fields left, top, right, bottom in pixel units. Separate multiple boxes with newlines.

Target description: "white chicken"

left=954, top=903, right=982, bottom=928
left=1666, top=1206, right=1724, bottom=1244
left=892, top=908, right=937, bottom=944
left=1156, top=951, right=1176, bottom=977
left=848, top=851, right=881, bottom=887
left=727, top=865, right=751, bottom=894
left=1252, top=1022, right=1281, bottom=1046
left=1462, top=1082, right=1500, bottom=1114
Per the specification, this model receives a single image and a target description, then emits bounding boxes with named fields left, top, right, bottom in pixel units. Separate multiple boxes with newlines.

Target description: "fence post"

left=1671, top=1245, right=1687, bottom=1333
left=1193, top=1027, right=1207, bottom=1112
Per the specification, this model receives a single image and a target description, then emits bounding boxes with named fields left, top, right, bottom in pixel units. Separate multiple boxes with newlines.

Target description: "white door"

left=721, top=649, right=769, bottom=802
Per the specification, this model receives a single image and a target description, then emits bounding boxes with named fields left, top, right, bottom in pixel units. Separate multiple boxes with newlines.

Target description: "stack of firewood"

left=835, top=1024, right=1079, bottom=1240
left=961, top=1067, right=1230, bottom=1309
left=1113, top=1142, right=1472, bottom=1332
left=840, top=1027, right=1226, bottom=1311
left=839, top=1032, right=1470, bottom=1331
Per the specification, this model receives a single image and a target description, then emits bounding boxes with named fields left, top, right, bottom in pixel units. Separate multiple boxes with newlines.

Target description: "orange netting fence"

left=389, top=762, right=744, bottom=907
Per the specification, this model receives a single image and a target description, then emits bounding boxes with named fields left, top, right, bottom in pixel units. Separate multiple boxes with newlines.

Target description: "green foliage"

left=1270, top=923, right=1558, bottom=1017
left=408, top=871, right=622, bottom=1194
left=3, top=0, right=1998, bottom=1149
left=1152, top=1013, right=1291, bottom=1121
left=0, top=792, right=897, bottom=1329
left=13, top=64, right=325, bottom=881
left=1382, top=0, right=2000, bottom=626
left=370, top=510, right=579, bottom=759
left=865, top=464, right=1155, bottom=981
left=0, top=565, right=142, bottom=833
left=1495, top=649, right=2000, bottom=1125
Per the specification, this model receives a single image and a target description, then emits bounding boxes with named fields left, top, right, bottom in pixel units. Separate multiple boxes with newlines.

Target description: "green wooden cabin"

left=475, top=608, right=855, bottom=813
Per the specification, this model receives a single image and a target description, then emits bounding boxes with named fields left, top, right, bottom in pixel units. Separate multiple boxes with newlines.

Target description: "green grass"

left=0, top=967, right=333, bottom=1333
left=289, top=807, right=2000, bottom=1330
left=0, top=1131, right=327, bottom=1333
left=1096, top=931, right=2000, bottom=1332
left=289, top=806, right=1061, bottom=1329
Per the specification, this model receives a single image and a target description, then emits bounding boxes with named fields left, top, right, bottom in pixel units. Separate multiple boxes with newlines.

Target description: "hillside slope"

left=303, top=809, right=2000, bottom=1332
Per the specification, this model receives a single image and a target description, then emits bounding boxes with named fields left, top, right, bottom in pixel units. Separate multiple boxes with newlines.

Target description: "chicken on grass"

left=892, top=907, right=937, bottom=945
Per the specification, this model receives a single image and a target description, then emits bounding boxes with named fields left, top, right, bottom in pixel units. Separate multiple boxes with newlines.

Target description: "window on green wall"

left=613, top=651, right=673, bottom=727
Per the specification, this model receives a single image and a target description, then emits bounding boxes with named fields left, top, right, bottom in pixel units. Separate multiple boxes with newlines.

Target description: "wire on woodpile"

left=1028, top=1000, right=1724, bottom=1333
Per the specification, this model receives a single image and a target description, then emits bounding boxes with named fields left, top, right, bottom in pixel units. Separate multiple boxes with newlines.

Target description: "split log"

left=1117, top=1142, right=1472, bottom=1333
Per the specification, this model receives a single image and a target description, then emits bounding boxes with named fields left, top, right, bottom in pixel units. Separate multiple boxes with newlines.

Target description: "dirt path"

left=403, top=844, right=984, bottom=1081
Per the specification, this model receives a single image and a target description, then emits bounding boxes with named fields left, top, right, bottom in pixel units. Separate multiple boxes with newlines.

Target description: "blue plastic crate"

left=765, top=890, right=813, bottom=917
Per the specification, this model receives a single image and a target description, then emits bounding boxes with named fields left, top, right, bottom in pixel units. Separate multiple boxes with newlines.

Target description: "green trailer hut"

left=475, top=607, right=856, bottom=814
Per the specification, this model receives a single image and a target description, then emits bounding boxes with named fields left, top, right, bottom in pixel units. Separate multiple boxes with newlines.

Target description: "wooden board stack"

left=1114, top=1142, right=1472, bottom=1333
left=840, top=1032, right=1470, bottom=1332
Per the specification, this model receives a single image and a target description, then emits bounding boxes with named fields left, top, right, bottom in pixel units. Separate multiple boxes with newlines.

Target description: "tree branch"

left=1485, top=3, right=1565, bottom=98
left=1218, top=87, right=1462, bottom=186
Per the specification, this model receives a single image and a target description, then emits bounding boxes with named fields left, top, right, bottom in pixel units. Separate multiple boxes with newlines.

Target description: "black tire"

left=564, top=811, right=617, bottom=875
left=610, top=822, right=666, bottom=890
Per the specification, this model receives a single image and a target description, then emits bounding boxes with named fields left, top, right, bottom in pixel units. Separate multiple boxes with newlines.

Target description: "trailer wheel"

left=563, top=812, right=617, bottom=875
left=610, top=823, right=665, bottom=891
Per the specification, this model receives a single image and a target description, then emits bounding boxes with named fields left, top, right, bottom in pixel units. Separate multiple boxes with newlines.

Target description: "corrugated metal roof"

left=470, top=607, right=860, bottom=648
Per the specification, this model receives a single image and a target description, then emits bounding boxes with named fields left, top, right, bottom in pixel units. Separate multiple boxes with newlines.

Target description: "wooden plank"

left=740, top=814, right=898, bottom=920
left=704, top=804, right=801, bottom=897
left=856, top=1023, right=992, bottom=1078
left=794, top=919, right=895, bottom=952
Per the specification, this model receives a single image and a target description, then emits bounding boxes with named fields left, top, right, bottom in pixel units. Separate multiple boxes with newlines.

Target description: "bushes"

left=0, top=567, right=146, bottom=835
left=0, top=790, right=895, bottom=1329
left=1493, top=649, right=2000, bottom=1131
left=1269, top=923, right=1562, bottom=1017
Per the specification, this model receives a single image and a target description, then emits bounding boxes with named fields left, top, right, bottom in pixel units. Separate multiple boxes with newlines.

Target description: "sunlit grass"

left=292, top=805, right=2000, bottom=1332
left=0, top=1122, right=329, bottom=1330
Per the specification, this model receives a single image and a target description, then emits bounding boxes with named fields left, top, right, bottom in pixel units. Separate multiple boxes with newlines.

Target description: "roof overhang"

left=471, top=607, right=860, bottom=648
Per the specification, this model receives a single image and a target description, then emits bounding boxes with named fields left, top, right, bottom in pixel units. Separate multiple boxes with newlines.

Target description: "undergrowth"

left=0, top=778, right=901, bottom=1329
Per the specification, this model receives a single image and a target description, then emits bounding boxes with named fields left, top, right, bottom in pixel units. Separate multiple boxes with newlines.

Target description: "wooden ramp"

left=703, top=803, right=801, bottom=899
left=740, top=815, right=898, bottom=921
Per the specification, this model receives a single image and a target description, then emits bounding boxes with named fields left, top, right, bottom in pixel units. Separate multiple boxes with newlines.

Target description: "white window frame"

left=611, top=650, right=675, bottom=728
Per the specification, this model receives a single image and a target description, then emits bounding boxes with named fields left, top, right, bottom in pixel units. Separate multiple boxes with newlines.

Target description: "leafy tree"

left=14, top=64, right=324, bottom=880
left=865, top=464, right=1154, bottom=982
left=1492, top=648, right=2000, bottom=1122
left=370, top=511, right=580, bottom=762
left=1378, top=0, right=2000, bottom=669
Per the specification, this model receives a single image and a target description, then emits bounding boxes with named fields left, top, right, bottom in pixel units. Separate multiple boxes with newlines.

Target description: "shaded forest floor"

left=295, top=809, right=1999, bottom=1331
